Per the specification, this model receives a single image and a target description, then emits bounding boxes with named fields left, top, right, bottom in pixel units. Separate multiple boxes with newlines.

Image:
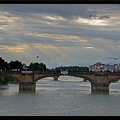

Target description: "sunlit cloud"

left=75, top=17, right=108, bottom=26
left=0, top=44, right=30, bottom=53
left=0, top=37, right=3, bottom=40
left=25, top=33, right=88, bottom=43
left=45, top=15, right=65, bottom=21
left=83, top=46, right=94, bottom=49
left=0, top=11, right=22, bottom=23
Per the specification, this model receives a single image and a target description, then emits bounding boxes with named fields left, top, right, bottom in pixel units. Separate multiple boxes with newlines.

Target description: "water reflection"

left=0, top=84, right=19, bottom=96
left=19, top=91, right=36, bottom=94
left=0, top=85, right=9, bottom=90
left=36, top=76, right=91, bottom=96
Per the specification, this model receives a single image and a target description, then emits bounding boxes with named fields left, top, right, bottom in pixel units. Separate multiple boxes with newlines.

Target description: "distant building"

left=104, top=64, right=115, bottom=72
left=94, top=62, right=104, bottom=72
left=22, top=63, right=29, bottom=71
left=89, top=62, right=115, bottom=72
left=89, top=62, right=104, bottom=72
left=89, top=65, right=95, bottom=71
left=115, top=64, right=120, bottom=72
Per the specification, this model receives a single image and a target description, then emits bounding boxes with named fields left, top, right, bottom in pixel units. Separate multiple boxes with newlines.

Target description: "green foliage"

left=9, top=60, right=22, bottom=71
left=0, top=57, right=47, bottom=72
left=0, top=76, right=7, bottom=85
left=29, top=62, right=34, bottom=71
left=55, top=66, right=89, bottom=72
left=29, top=62, right=46, bottom=71
left=0, top=76, right=18, bottom=85
left=79, top=67, right=89, bottom=72
left=0, top=57, right=9, bottom=71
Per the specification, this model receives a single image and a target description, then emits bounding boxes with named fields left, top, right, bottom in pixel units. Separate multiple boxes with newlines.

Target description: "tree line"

left=0, top=57, right=89, bottom=72
left=55, top=66, right=89, bottom=72
left=0, top=57, right=46, bottom=72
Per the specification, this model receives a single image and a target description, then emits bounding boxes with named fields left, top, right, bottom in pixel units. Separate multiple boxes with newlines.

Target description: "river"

left=0, top=76, right=120, bottom=116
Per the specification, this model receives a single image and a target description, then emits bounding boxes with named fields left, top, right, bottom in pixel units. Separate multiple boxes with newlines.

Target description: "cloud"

left=0, top=44, right=30, bottom=53
left=75, top=17, right=108, bottom=26
left=83, top=46, right=94, bottom=49
left=0, top=4, right=120, bottom=68
left=98, top=15, right=110, bottom=20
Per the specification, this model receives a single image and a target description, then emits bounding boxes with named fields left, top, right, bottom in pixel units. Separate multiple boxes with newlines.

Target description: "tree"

left=39, top=63, right=46, bottom=71
left=29, top=62, right=46, bottom=71
left=33, top=62, right=40, bottom=71
left=9, top=60, right=22, bottom=71
left=29, top=62, right=34, bottom=71
left=4, top=62, right=9, bottom=71
left=79, top=67, right=89, bottom=72
left=0, top=57, right=9, bottom=71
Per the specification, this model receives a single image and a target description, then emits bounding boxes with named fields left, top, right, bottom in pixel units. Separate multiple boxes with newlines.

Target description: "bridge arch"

left=0, top=74, right=20, bottom=83
left=34, top=75, right=61, bottom=82
left=63, top=74, right=93, bottom=84
left=108, top=76, right=120, bottom=85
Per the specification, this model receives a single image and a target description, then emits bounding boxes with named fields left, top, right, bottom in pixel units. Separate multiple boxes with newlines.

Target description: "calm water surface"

left=0, top=76, right=120, bottom=116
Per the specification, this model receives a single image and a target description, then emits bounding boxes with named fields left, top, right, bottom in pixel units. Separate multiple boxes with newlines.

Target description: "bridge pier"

left=91, top=73, right=109, bottom=93
left=53, top=76, right=59, bottom=81
left=19, top=82, right=36, bottom=91
left=91, top=83, right=109, bottom=93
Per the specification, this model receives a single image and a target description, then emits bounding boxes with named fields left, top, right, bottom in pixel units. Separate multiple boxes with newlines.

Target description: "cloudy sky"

left=0, top=4, right=120, bottom=68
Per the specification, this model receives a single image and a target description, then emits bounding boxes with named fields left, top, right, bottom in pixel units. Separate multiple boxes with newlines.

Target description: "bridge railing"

left=32, top=71, right=61, bottom=74
left=1, top=71, right=120, bottom=75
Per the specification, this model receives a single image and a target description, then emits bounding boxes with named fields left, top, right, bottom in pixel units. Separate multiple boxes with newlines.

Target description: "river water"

left=0, top=76, right=120, bottom=116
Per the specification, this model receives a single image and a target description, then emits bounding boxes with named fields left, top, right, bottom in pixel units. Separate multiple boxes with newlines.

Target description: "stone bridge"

left=0, top=71, right=120, bottom=93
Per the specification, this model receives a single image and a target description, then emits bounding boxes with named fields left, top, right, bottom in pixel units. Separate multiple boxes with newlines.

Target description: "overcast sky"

left=0, top=4, right=120, bottom=68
